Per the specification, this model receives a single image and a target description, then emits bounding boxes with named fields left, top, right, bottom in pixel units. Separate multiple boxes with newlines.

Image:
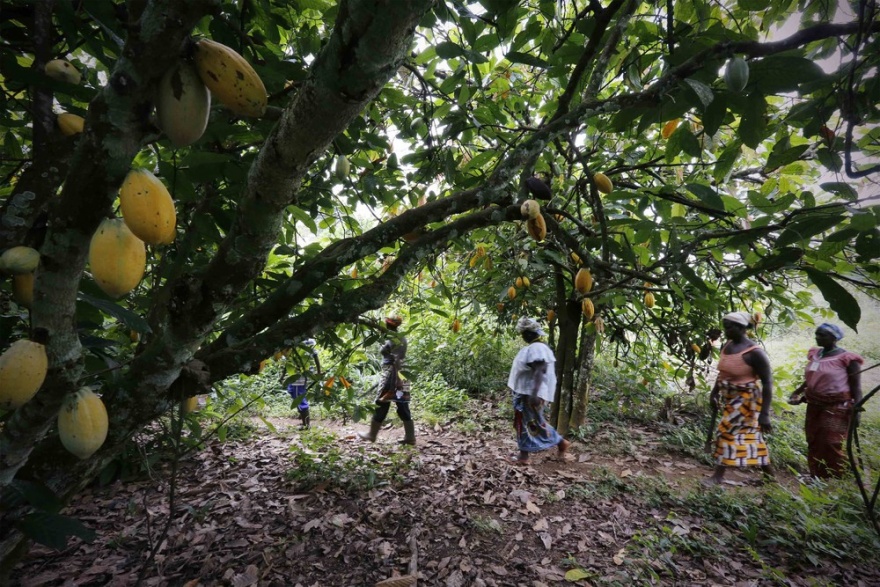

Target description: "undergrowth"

left=284, top=428, right=417, bottom=493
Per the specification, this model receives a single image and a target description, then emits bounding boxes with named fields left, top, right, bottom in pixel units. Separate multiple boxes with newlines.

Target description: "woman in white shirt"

left=507, top=317, right=571, bottom=465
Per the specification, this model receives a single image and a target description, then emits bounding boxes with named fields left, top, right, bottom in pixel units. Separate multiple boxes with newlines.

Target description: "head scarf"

left=516, top=317, right=546, bottom=337
left=816, top=323, right=844, bottom=341
left=384, top=316, right=403, bottom=328
left=722, top=311, right=753, bottom=327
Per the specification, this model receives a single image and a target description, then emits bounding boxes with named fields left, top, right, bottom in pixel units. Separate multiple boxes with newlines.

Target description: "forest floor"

left=11, top=400, right=880, bottom=587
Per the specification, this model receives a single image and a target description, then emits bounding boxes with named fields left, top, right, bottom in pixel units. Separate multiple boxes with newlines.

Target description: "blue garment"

left=512, top=393, right=563, bottom=453
left=287, top=383, right=309, bottom=409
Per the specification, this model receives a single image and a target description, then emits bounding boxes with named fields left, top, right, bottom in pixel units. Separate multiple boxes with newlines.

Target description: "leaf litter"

left=11, top=416, right=880, bottom=586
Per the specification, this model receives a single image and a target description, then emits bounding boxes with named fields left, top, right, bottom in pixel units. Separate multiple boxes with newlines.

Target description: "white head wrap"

left=516, top=317, right=546, bottom=337
left=723, top=311, right=753, bottom=327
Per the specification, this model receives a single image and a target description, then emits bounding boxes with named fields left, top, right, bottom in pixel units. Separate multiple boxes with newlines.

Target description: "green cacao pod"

left=724, top=57, right=749, bottom=92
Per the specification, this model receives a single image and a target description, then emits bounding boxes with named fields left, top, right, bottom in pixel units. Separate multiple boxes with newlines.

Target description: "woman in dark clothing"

left=788, top=323, right=863, bottom=479
left=358, top=316, right=416, bottom=445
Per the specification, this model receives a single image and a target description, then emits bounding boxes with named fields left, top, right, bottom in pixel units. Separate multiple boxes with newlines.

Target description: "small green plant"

left=469, top=514, right=503, bottom=534
left=284, top=428, right=416, bottom=493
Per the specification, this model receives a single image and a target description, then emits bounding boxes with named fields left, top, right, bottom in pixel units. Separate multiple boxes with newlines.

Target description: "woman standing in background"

left=788, top=323, right=863, bottom=479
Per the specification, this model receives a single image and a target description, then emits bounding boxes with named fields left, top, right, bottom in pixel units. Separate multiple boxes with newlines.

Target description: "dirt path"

left=12, top=416, right=878, bottom=586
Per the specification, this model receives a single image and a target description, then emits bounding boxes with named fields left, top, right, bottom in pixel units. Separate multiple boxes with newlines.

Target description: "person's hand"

left=529, top=396, right=543, bottom=410
left=759, top=413, right=773, bottom=434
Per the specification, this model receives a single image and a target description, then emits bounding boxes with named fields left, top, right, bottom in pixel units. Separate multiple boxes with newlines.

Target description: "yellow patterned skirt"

left=712, top=380, right=770, bottom=467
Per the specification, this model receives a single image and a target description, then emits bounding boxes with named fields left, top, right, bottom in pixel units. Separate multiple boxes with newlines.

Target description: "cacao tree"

left=0, top=0, right=878, bottom=573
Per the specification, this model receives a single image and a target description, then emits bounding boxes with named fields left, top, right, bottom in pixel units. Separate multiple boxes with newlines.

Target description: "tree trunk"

left=571, top=320, right=597, bottom=429
left=551, top=299, right=581, bottom=435
left=0, top=0, right=434, bottom=575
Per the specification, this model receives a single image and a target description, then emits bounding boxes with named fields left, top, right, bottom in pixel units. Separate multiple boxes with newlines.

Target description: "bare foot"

left=701, top=476, right=723, bottom=487
left=558, top=438, right=571, bottom=454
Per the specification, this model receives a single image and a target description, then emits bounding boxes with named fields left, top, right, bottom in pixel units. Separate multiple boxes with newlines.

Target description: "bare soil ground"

left=11, top=410, right=880, bottom=587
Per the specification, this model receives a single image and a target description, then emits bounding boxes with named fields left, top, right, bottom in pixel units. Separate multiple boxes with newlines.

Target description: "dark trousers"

left=373, top=400, right=412, bottom=423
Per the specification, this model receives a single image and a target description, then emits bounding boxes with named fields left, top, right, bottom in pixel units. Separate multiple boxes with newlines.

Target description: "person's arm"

left=312, top=350, right=322, bottom=377
left=528, top=360, right=546, bottom=408
left=848, top=359, right=862, bottom=426
left=788, top=381, right=807, bottom=404
left=747, top=348, right=774, bottom=434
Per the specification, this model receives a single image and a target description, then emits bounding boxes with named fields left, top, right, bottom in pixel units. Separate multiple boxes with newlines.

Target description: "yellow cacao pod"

left=12, top=273, right=34, bottom=308
left=451, top=319, right=461, bottom=333
left=593, top=172, right=613, bottom=194
left=57, top=112, right=84, bottom=136
left=0, top=339, right=48, bottom=409
left=194, top=39, right=267, bottom=117
left=574, top=268, right=593, bottom=294
left=119, top=169, right=177, bottom=245
left=526, top=213, right=547, bottom=242
left=594, top=315, right=605, bottom=333
left=691, top=343, right=701, bottom=353
left=644, top=291, right=656, bottom=308
left=520, top=199, right=540, bottom=220
left=58, top=387, right=108, bottom=460
left=547, top=309, right=556, bottom=322
left=156, top=60, right=211, bottom=148
left=661, top=118, right=680, bottom=139
left=570, top=251, right=582, bottom=266
left=183, top=396, right=199, bottom=414
left=507, top=286, right=517, bottom=300
left=350, top=266, right=358, bottom=278
left=88, top=218, right=146, bottom=298
left=497, top=302, right=505, bottom=312
left=45, top=59, right=82, bottom=84
left=0, top=246, right=40, bottom=274
left=581, top=298, right=595, bottom=320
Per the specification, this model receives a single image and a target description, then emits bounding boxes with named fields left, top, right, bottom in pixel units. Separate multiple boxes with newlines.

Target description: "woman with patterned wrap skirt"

left=788, top=323, right=863, bottom=479
left=507, top=317, right=570, bottom=465
left=704, top=311, right=775, bottom=486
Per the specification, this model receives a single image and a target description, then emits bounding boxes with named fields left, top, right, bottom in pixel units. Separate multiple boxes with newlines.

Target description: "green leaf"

left=776, top=209, right=845, bottom=248
left=856, top=229, right=880, bottom=260
left=19, top=512, right=96, bottom=551
left=436, top=41, right=465, bottom=59
left=683, top=78, right=714, bottom=107
left=820, top=182, right=858, bottom=201
left=702, top=94, right=727, bottom=137
left=685, top=184, right=725, bottom=211
left=766, top=140, right=808, bottom=169
left=714, top=141, right=741, bottom=183
left=731, top=247, right=804, bottom=282
left=288, top=205, right=318, bottom=234
left=748, top=56, right=826, bottom=94
left=3, top=480, right=63, bottom=513
left=564, top=568, right=593, bottom=581
left=505, top=51, right=549, bottom=68
left=77, top=292, right=152, bottom=334
left=737, top=0, right=771, bottom=9
left=678, top=264, right=714, bottom=293
left=803, top=268, right=860, bottom=331
left=738, top=93, right=767, bottom=149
